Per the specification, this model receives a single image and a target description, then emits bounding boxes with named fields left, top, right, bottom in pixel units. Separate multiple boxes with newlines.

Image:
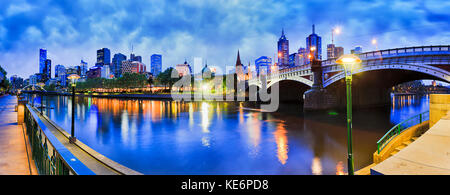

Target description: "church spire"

left=312, top=24, right=315, bottom=34
left=236, top=50, right=242, bottom=67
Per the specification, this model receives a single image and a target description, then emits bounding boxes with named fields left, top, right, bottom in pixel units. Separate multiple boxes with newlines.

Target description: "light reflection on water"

left=39, top=94, right=430, bottom=175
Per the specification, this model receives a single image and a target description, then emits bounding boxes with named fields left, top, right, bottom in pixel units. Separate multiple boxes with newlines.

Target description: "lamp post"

left=336, top=54, right=361, bottom=175
left=332, top=27, right=341, bottom=45
left=67, top=74, right=80, bottom=144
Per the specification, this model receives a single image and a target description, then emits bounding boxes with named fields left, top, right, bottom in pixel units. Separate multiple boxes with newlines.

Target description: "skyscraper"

left=112, top=53, right=127, bottom=78
left=327, top=44, right=344, bottom=59
left=151, top=54, right=162, bottom=76
left=43, top=59, right=51, bottom=82
left=130, top=54, right=142, bottom=63
left=55, top=64, right=65, bottom=78
left=96, top=48, right=111, bottom=67
left=80, top=60, right=88, bottom=78
left=55, top=64, right=66, bottom=86
left=277, top=29, right=289, bottom=69
left=327, top=44, right=336, bottom=59
left=306, top=25, right=322, bottom=62
left=297, top=47, right=308, bottom=65
left=39, top=48, right=47, bottom=74
left=334, top=46, right=344, bottom=58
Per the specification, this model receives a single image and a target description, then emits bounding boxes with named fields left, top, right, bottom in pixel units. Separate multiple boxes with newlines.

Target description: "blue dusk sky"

left=0, top=0, right=449, bottom=79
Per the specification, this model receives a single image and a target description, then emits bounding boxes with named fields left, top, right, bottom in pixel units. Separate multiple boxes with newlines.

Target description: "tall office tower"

left=39, top=48, right=47, bottom=74
left=55, top=64, right=66, bottom=78
left=334, top=47, right=344, bottom=58
left=151, top=54, right=162, bottom=76
left=297, top=47, right=308, bottom=65
left=327, top=44, right=336, bottom=59
left=255, top=56, right=272, bottom=76
left=289, top=53, right=299, bottom=67
left=112, top=53, right=127, bottom=78
left=55, top=64, right=66, bottom=86
left=80, top=60, right=88, bottom=78
left=130, top=54, right=142, bottom=63
left=43, top=59, right=51, bottom=82
left=306, top=25, right=322, bottom=62
left=96, top=48, right=111, bottom=67
left=327, top=44, right=344, bottom=59
left=277, top=29, right=289, bottom=69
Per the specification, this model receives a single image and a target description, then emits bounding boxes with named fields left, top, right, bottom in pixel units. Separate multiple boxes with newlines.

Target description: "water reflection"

left=390, top=94, right=429, bottom=124
left=273, top=123, right=288, bottom=165
left=311, top=157, right=322, bottom=175
left=336, top=161, right=346, bottom=175
left=40, top=95, right=431, bottom=175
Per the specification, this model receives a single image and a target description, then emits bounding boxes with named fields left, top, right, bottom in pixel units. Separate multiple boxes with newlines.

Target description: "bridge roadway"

left=371, top=111, right=450, bottom=175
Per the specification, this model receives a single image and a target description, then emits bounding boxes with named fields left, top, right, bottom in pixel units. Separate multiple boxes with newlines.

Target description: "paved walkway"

left=371, top=112, right=450, bottom=175
left=0, top=95, right=37, bottom=175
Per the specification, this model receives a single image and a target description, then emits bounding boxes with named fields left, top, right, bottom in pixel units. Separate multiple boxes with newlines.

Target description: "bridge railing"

left=24, top=103, right=95, bottom=175
left=376, top=111, right=429, bottom=154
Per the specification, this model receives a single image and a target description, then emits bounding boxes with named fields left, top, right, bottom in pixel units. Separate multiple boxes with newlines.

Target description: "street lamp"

left=336, top=54, right=362, bottom=175
left=372, top=38, right=378, bottom=51
left=332, top=26, right=341, bottom=45
left=67, top=74, right=80, bottom=144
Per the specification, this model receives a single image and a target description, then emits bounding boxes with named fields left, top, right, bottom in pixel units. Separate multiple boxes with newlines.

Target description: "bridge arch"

left=267, top=78, right=312, bottom=102
left=324, top=65, right=450, bottom=108
left=267, top=76, right=313, bottom=89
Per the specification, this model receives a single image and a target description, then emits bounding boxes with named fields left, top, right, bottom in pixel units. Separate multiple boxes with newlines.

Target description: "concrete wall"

left=430, top=94, right=450, bottom=128
left=373, top=121, right=429, bottom=164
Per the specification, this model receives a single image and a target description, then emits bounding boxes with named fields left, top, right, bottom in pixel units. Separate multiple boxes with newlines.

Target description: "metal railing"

left=376, top=111, right=429, bottom=154
left=23, top=102, right=95, bottom=175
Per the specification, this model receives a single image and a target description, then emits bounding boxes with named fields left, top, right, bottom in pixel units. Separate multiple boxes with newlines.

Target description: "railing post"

left=377, top=143, right=380, bottom=154
left=420, top=113, right=423, bottom=124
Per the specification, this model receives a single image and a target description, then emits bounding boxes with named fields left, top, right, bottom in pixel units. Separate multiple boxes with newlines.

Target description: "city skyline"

left=0, top=0, right=450, bottom=79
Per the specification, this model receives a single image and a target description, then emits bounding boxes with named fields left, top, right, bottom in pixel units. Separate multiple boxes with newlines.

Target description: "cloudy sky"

left=0, top=0, right=450, bottom=79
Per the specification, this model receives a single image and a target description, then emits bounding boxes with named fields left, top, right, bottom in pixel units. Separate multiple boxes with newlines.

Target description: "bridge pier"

left=304, top=59, right=340, bottom=111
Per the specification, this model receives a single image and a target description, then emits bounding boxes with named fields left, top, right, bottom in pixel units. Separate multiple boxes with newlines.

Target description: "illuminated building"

left=151, top=54, right=162, bottom=77
left=96, top=48, right=111, bottom=67
left=277, top=29, right=289, bottom=69
left=112, top=53, right=127, bottom=78
left=306, top=25, right=322, bottom=62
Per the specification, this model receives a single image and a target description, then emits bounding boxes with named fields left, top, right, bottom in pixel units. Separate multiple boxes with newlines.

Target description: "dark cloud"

left=0, top=0, right=449, bottom=79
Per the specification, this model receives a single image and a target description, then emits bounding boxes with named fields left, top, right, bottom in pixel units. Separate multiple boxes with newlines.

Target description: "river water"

left=35, top=94, right=429, bottom=175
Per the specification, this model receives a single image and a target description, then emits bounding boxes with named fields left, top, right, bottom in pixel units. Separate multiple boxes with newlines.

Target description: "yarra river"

left=35, top=94, right=429, bottom=175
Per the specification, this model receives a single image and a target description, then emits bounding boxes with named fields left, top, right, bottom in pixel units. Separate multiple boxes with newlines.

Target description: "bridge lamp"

left=67, top=74, right=80, bottom=144
left=336, top=54, right=361, bottom=175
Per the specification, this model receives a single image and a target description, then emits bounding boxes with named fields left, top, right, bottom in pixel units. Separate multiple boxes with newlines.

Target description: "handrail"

left=376, top=111, right=429, bottom=154
left=24, top=104, right=95, bottom=175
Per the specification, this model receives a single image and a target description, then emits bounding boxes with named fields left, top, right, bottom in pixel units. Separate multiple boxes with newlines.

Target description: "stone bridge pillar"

left=304, top=59, right=339, bottom=111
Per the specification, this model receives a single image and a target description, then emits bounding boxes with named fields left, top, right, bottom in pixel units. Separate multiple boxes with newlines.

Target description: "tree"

left=0, top=66, right=10, bottom=93
left=156, top=67, right=181, bottom=91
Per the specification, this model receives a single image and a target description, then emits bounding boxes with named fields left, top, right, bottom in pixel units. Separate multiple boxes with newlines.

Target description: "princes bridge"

left=248, top=45, right=450, bottom=110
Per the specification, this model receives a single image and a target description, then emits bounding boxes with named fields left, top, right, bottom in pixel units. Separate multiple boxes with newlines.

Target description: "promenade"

left=0, top=95, right=37, bottom=175
left=371, top=111, right=450, bottom=175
